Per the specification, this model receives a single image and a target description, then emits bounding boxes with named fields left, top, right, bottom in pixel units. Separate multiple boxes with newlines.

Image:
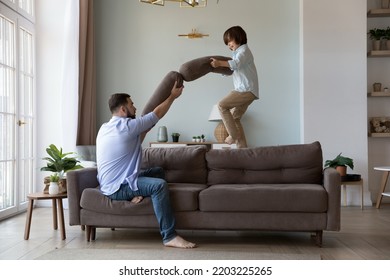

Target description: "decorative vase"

left=157, top=126, right=168, bottom=142
left=49, top=182, right=59, bottom=195
left=373, top=82, right=382, bottom=92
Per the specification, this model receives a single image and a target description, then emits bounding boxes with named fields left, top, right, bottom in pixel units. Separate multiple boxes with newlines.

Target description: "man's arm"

left=140, top=81, right=183, bottom=143
left=153, top=81, right=184, bottom=119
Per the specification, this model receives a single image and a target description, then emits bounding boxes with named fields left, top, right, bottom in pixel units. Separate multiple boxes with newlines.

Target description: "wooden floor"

left=0, top=205, right=390, bottom=260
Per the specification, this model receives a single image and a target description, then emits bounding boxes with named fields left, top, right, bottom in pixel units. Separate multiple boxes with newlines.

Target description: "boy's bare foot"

left=225, top=135, right=235, bottom=145
left=130, top=196, right=143, bottom=204
left=164, top=236, right=197, bottom=249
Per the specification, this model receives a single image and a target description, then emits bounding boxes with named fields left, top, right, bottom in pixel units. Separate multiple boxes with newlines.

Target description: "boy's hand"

left=210, top=58, right=219, bottom=68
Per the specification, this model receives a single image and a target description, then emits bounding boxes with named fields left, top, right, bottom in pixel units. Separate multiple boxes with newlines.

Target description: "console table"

left=149, top=141, right=236, bottom=150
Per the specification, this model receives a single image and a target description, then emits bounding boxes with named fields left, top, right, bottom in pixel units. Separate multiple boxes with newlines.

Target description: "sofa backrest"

left=206, top=141, right=323, bottom=185
left=141, top=145, right=208, bottom=184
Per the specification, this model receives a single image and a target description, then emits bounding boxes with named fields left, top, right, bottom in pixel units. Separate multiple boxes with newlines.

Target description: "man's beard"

left=126, top=108, right=136, bottom=119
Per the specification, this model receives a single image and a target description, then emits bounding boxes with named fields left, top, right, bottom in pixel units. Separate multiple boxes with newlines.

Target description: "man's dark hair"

left=223, top=26, right=247, bottom=45
left=108, top=93, right=131, bottom=113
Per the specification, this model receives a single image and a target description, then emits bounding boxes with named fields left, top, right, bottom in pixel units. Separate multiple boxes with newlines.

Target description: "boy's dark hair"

left=223, top=26, right=247, bottom=45
left=108, top=93, right=131, bottom=113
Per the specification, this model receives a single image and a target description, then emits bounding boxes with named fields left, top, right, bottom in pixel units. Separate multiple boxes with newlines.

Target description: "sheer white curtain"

left=60, top=0, right=79, bottom=153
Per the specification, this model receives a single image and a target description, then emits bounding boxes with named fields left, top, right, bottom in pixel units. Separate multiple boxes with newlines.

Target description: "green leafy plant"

left=49, top=173, right=60, bottom=183
left=324, top=153, right=354, bottom=170
left=384, top=27, right=390, bottom=40
left=40, top=144, right=83, bottom=178
left=171, top=132, right=180, bottom=137
left=368, top=28, right=385, bottom=40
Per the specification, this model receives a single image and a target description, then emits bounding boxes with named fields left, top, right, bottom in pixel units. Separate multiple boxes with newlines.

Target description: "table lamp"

left=208, top=104, right=228, bottom=142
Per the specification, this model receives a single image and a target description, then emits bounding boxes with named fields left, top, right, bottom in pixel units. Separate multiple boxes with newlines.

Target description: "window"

left=0, top=0, right=35, bottom=218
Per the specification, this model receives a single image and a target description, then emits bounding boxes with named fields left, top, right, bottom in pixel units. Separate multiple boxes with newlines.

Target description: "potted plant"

left=48, top=173, right=60, bottom=195
left=384, top=27, right=390, bottom=50
left=171, top=133, right=180, bottom=142
left=324, top=153, right=354, bottom=177
left=368, top=28, right=385, bottom=50
left=41, top=144, right=83, bottom=193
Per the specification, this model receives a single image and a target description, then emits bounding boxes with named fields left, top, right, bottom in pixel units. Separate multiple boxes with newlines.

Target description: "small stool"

left=24, top=192, right=67, bottom=240
left=374, top=166, right=390, bottom=209
left=341, top=179, right=364, bottom=210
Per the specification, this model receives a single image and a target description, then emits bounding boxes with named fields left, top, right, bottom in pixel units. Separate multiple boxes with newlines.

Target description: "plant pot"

left=172, top=136, right=179, bottom=142
left=372, top=40, right=381, bottom=51
left=49, top=182, right=59, bottom=195
left=373, top=82, right=382, bottom=92
left=336, top=166, right=347, bottom=177
left=59, top=178, right=67, bottom=194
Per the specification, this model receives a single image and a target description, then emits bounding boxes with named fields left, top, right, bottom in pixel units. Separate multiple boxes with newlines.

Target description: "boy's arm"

left=210, top=58, right=230, bottom=68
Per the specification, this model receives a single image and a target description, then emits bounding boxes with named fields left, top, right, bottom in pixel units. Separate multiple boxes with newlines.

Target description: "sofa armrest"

left=323, top=167, right=341, bottom=231
left=67, top=167, right=98, bottom=226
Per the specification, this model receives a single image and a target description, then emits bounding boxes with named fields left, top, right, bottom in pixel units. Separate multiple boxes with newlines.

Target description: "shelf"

left=369, top=132, right=390, bottom=137
left=367, top=9, right=390, bottom=17
left=368, top=50, right=390, bottom=57
left=368, top=91, right=390, bottom=97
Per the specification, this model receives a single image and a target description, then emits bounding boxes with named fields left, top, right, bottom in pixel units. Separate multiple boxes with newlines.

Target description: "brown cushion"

left=142, top=56, right=233, bottom=115
left=142, top=71, right=183, bottom=115
left=199, top=184, right=327, bottom=212
left=141, top=145, right=208, bottom=184
left=80, top=183, right=205, bottom=215
left=179, top=55, right=233, bottom=81
left=206, top=142, right=323, bottom=185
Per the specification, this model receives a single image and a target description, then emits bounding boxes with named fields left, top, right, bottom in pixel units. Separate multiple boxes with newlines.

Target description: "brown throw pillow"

left=142, top=56, right=233, bottom=115
left=142, top=71, right=183, bottom=115
left=179, top=55, right=233, bottom=81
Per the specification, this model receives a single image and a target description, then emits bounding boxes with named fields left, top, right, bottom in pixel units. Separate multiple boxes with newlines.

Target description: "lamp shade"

left=208, top=104, right=222, bottom=121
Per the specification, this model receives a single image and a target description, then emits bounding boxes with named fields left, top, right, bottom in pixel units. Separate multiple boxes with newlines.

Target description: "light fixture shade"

left=208, top=104, right=222, bottom=121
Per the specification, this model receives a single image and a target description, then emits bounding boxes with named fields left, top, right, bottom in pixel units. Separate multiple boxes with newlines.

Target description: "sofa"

left=67, top=141, right=341, bottom=247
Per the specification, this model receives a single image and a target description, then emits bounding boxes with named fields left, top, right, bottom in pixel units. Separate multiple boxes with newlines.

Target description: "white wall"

left=302, top=0, right=370, bottom=205
left=94, top=0, right=301, bottom=147
left=35, top=0, right=372, bottom=206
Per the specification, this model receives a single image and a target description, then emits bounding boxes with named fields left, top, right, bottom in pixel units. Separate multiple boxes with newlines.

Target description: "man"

left=96, top=81, right=196, bottom=249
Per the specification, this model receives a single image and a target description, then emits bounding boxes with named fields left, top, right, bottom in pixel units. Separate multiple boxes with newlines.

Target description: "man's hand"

left=170, top=80, right=184, bottom=99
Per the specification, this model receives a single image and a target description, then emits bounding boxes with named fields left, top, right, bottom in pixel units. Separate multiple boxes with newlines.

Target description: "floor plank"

left=0, top=205, right=390, bottom=260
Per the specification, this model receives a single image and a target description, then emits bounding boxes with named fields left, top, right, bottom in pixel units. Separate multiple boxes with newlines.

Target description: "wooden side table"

left=341, top=179, right=364, bottom=210
left=24, top=192, right=67, bottom=240
left=374, top=166, right=390, bottom=209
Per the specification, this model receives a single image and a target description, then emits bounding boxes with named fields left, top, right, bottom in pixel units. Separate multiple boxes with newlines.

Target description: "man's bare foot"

left=164, top=236, right=197, bottom=249
left=130, top=196, right=143, bottom=204
left=225, top=135, right=235, bottom=145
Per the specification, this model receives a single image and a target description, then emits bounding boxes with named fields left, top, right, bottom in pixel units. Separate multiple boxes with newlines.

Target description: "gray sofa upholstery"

left=67, top=141, right=341, bottom=246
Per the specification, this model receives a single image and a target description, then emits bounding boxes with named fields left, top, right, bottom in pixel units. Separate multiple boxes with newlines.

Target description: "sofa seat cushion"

left=169, top=183, right=207, bottom=211
left=80, top=183, right=207, bottom=216
left=80, top=188, right=155, bottom=216
left=199, top=184, right=327, bottom=212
